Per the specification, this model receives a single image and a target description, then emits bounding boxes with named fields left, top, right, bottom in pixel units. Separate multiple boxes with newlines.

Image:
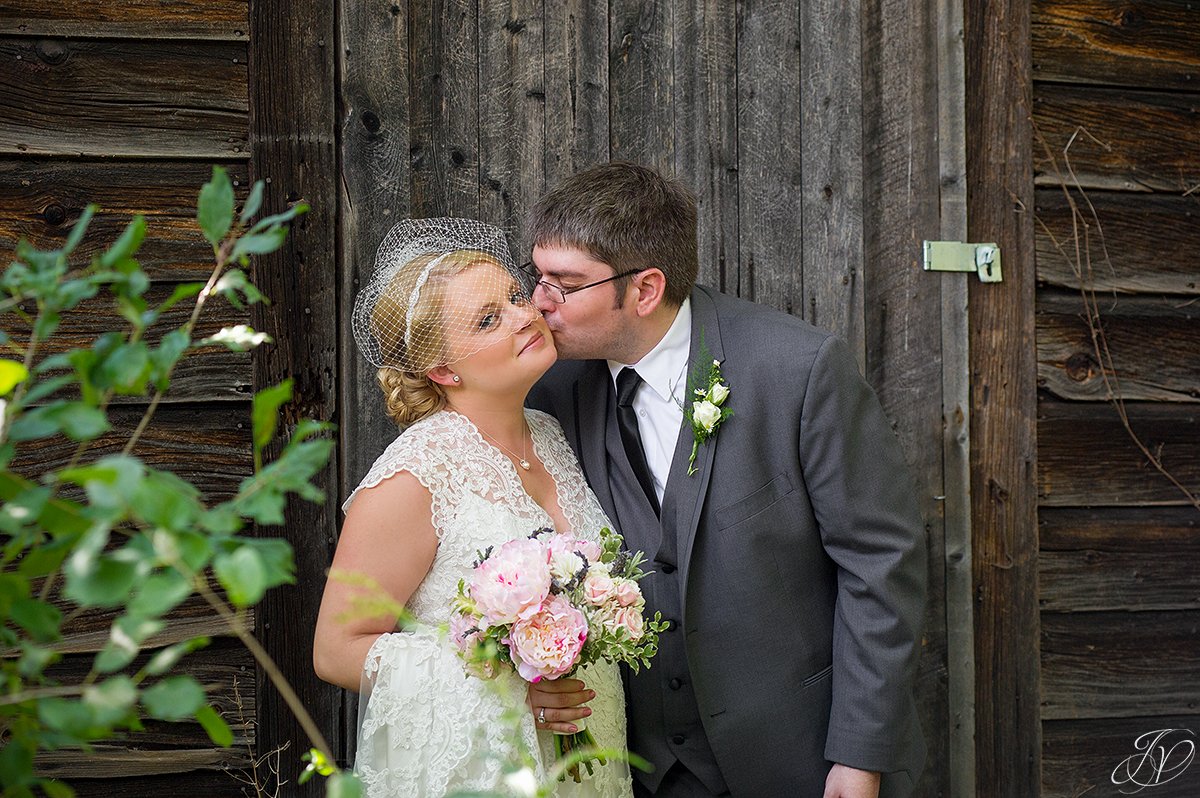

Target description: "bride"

left=313, top=218, right=633, bottom=798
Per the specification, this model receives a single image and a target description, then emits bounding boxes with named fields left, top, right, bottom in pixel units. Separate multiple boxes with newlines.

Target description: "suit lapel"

left=665, top=287, right=725, bottom=612
left=573, top=360, right=618, bottom=526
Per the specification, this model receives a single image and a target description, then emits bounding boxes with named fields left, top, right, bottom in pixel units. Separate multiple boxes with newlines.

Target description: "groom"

left=525, top=162, right=927, bottom=798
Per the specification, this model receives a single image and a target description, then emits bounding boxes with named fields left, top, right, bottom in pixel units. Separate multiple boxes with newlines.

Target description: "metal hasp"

left=922, top=240, right=1003, bottom=283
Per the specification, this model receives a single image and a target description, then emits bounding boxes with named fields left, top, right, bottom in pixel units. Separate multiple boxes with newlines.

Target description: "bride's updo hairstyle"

left=351, top=218, right=532, bottom=428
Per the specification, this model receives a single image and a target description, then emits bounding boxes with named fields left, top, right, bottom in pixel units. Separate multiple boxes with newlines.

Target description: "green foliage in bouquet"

left=0, top=167, right=359, bottom=798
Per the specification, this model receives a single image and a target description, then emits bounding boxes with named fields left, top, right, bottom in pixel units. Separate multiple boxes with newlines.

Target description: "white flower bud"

left=692, top=400, right=721, bottom=433
left=707, top=382, right=729, bottom=406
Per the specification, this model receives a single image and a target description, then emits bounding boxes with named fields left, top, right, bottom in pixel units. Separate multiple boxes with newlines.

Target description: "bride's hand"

left=527, top=678, right=595, bottom=734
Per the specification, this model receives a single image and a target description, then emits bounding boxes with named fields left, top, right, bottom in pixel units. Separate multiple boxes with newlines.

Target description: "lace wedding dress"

left=345, top=409, right=633, bottom=798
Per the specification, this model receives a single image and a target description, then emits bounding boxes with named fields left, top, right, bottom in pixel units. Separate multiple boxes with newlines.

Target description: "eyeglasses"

left=518, top=262, right=647, bottom=305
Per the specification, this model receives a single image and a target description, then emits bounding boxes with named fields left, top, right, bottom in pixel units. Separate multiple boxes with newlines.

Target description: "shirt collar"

left=607, top=298, right=692, bottom=404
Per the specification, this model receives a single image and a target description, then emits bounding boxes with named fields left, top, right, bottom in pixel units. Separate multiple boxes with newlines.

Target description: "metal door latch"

left=922, top=241, right=1002, bottom=283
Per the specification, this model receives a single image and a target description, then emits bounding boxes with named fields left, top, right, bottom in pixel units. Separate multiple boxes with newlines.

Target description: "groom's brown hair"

left=526, top=161, right=699, bottom=308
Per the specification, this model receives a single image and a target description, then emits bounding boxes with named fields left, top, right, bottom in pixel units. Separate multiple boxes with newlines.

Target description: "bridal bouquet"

left=450, top=526, right=664, bottom=779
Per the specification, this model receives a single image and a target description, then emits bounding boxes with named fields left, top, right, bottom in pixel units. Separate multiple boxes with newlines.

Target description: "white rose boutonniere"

left=682, top=354, right=732, bottom=475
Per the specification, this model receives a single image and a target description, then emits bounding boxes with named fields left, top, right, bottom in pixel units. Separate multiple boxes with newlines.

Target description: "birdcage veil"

left=351, top=218, right=537, bottom=372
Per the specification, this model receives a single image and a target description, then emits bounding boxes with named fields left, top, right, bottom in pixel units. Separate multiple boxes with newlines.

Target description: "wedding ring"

left=537, top=707, right=546, bottom=724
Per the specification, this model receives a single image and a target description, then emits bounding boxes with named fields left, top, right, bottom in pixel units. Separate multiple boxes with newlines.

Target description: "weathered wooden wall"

left=341, top=1, right=952, bottom=795
left=1031, top=1, right=1200, bottom=795
left=0, top=3, right=263, bottom=795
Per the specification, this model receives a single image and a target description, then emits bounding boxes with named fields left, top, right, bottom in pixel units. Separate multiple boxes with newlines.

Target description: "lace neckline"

left=437, top=408, right=569, bottom=532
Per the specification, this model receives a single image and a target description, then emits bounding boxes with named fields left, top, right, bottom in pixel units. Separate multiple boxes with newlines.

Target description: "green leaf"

left=0, top=738, right=34, bottom=790
left=213, top=268, right=266, bottom=309
left=0, top=359, right=28, bottom=396
left=150, top=328, right=191, bottom=391
left=83, top=675, right=138, bottom=727
left=64, top=542, right=142, bottom=609
left=128, top=570, right=193, bottom=618
left=151, top=528, right=214, bottom=572
left=236, top=537, right=295, bottom=590
left=32, top=308, right=61, bottom=343
left=37, top=779, right=76, bottom=798
left=99, top=216, right=147, bottom=269
left=196, top=704, right=234, bottom=747
left=131, top=468, right=202, bottom=530
left=60, top=455, right=145, bottom=510
left=197, top=166, right=235, bottom=247
left=247, top=203, right=309, bottom=235
left=325, top=772, right=364, bottom=798
left=252, top=379, right=292, bottom=461
left=94, top=615, right=164, bottom=673
left=9, top=597, right=62, bottom=643
left=37, top=697, right=95, bottom=738
left=54, top=402, right=110, bottom=442
left=144, top=636, right=209, bottom=676
left=61, top=204, right=97, bottom=256
left=20, top=373, right=75, bottom=405
left=230, top=227, right=288, bottom=262
left=6, top=404, right=64, bottom=442
left=17, top=641, right=59, bottom=678
left=95, top=341, right=151, bottom=394
left=239, top=180, right=265, bottom=226
left=141, top=675, right=206, bottom=721
left=212, top=546, right=266, bottom=608
left=154, top=283, right=204, bottom=317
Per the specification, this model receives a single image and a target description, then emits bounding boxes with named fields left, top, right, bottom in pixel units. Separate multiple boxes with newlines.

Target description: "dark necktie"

left=615, top=368, right=661, bottom=516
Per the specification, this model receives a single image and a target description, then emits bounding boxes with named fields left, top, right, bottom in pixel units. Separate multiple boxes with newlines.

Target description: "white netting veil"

left=351, top=218, right=538, bottom=372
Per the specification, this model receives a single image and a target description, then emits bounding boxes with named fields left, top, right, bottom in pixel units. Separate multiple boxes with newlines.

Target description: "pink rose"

left=449, top=612, right=496, bottom=679
left=507, top=593, right=588, bottom=682
left=608, top=605, right=645, bottom=642
left=614, top=578, right=643, bottom=608
left=546, top=535, right=601, bottom=582
left=469, top=538, right=551, bottom=626
left=583, top=570, right=616, bottom=606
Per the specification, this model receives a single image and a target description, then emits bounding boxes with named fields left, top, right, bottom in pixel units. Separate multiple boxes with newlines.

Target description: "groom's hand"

left=527, top=678, right=595, bottom=734
left=823, top=764, right=881, bottom=798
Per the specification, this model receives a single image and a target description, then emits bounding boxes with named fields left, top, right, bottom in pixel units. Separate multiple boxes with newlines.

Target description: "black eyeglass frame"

left=519, top=262, right=648, bottom=305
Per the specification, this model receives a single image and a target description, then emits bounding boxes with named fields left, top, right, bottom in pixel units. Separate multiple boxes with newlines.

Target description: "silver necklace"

left=481, top=423, right=532, bottom=471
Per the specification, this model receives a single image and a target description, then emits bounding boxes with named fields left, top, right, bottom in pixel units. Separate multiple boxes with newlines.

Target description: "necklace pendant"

left=519, top=459, right=531, bottom=471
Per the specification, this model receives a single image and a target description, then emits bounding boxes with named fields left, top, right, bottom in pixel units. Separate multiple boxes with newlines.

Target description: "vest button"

left=661, top=563, right=677, bottom=574
left=669, top=677, right=683, bottom=690
left=671, top=734, right=686, bottom=745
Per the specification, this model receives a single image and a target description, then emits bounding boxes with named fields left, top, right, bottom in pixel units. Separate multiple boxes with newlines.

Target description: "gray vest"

left=603, top=396, right=728, bottom=795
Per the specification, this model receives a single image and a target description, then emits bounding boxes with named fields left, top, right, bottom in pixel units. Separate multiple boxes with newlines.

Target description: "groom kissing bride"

left=525, top=162, right=927, bottom=798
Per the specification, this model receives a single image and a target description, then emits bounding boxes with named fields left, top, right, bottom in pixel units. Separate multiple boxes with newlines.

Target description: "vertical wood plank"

left=736, top=0, right=802, bottom=310
left=609, top=0, right=673, bottom=173
left=542, top=0, right=609, bottom=188
left=478, top=0, right=545, bottom=248
left=672, top=1, right=738, bottom=293
left=409, top=0, right=480, bottom=218
left=248, top=0, right=342, bottom=789
left=965, top=0, right=1042, bottom=794
left=861, top=0, right=949, bottom=794
left=799, top=0, right=865, bottom=356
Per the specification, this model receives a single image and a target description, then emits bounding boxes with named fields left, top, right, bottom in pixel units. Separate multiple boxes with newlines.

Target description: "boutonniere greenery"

left=682, top=351, right=732, bottom=475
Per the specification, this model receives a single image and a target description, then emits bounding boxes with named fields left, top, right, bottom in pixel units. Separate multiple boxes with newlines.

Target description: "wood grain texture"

left=1032, top=83, right=1200, bottom=193
left=58, top=770, right=246, bottom=798
left=542, top=0, right=609, bottom=187
left=9, top=404, right=250, bottom=500
left=5, top=284, right=252, bottom=403
left=407, top=0, right=480, bottom=218
left=1039, top=506, right=1200, bottom=612
left=0, top=38, right=248, bottom=159
left=1032, top=0, right=1200, bottom=90
left=861, top=0, right=949, bottom=793
left=735, top=0, right=803, bottom=311
left=1035, top=188, right=1200, bottom=295
left=0, top=160, right=251, bottom=282
left=800, top=0, right=865, bottom=355
left=1040, top=610, right=1200, bottom=719
left=966, top=0, right=1043, bottom=792
left=1038, top=399, right=1200, bottom=506
left=1043, top=715, right=1200, bottom=798
left=609, top=0, right=673, bottom=174
left=1037, top=290, right=1200, bottom=403
left=249, top=0, right=342, bottom=784
left=672, top=1, right=738, bottom=293
left=0, top=1, right=249, bottom=41
left=478, top=1, right=545, bottom=242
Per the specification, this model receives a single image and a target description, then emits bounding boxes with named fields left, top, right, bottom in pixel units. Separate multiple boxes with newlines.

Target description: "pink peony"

left=613, top=578, right=643, bottom=608
left=608, top=605, right=645, bottom=642
left=469, top=538, right=552, bottom=626
left=583, top=570, right=616, bottom=606
left=507, top=593, right=588, bottom=682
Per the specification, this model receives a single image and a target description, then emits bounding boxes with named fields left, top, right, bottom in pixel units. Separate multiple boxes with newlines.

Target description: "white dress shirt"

left=607, top=299, right=692, bottom=503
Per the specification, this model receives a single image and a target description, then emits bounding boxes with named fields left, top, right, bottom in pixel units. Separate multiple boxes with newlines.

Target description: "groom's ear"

left=632, top=268, right=667, bottom=317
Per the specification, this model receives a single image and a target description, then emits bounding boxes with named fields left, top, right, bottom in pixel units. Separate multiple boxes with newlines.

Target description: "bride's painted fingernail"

left=584, top=708, right=593, bottom=717
left=567, top=725, right=578, bottom=733
left=588, top=690, right=596, bottom=699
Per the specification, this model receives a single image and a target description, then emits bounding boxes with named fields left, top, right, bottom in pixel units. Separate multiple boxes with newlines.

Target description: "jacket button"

left=671, top=734, right=686, bottom=745
left=669, top=677, right=683, bottom=690
left=661, top=563, right=676, bottom=574
left=663, top=618, right=677, bottom=632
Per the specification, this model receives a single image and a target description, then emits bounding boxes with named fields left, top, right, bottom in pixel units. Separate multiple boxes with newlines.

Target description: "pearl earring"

left=452, top=375, right=461, bottom=383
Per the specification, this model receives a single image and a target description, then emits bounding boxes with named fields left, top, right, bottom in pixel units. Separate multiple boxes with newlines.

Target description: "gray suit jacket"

left=528, top=285, right=927, bottom=796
